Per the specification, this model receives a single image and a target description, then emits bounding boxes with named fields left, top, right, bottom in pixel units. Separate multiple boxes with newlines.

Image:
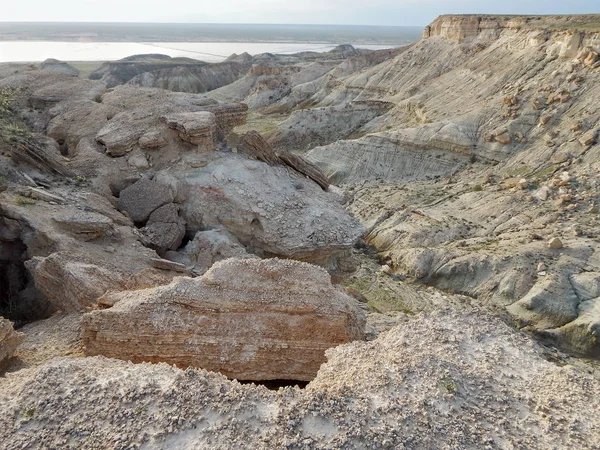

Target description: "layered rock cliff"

left=423, top=14, right=600, bottom=42
left=81, top=258, right=366, bottom=381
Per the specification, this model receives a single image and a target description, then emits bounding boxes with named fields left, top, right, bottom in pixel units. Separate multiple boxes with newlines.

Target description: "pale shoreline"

left=0, top=41, right=396, bottom=63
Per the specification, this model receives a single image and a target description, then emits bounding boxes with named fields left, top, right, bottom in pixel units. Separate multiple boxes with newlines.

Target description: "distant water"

left=0, top=41, right=395, bottom=63
left=0, top=22, right=423, bottom=45
left=0, top=22, right=422, bottom=63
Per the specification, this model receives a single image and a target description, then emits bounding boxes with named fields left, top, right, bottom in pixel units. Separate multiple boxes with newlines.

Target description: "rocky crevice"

left=0, top=215, right=53, bottom=326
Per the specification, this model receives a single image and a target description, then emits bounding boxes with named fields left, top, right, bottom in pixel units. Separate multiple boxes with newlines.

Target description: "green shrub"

left=440, top=377, right=458, bottom=393
left=0, top=87, right=17, bottom=117
left=5, top=123, right=27, bottom=136
left=14, top=195, right=36, bottom=206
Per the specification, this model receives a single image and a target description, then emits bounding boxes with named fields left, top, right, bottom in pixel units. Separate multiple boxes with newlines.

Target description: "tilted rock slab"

left=26, top=253, right=130, bottom=312
left=237, top=131, right=330, bottom=189
left=26, top=251, right=176, bottom=313
left=0, top=318, right=24, bottom=367
left=81, top=258, right=366, bottom=380
left=11, top=135, right=75, bottom=178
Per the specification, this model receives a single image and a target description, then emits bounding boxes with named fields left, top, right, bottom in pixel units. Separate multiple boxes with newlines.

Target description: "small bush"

left=472, top=184, right=483, bottom=192
left=440, top=377, right=458, bottom=393
left=0, top=87, right=17, bottom=117
left=5, top=123, right=27, bottom=136
left=23, top=407, right=36, bottom=419
left=14, top=195, right=36, bottom=206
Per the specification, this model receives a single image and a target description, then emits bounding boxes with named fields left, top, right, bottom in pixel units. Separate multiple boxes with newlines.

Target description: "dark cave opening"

left=177, top=231, right=194, bottom=251
left=56, top=138, right=69, bottom=156
left=238, top=379, right=309, bottom=390
left=0, top=236, right=53, bottom=327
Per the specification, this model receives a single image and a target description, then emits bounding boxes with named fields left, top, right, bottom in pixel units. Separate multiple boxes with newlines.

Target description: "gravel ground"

left=0, top=309, right=598, bottom=449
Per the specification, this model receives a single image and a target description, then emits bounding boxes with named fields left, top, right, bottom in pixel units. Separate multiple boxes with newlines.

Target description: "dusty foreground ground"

left=0, top=310, right=599, bottom=449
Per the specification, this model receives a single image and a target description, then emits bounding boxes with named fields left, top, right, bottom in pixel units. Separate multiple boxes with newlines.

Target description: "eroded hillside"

left=1, top=14, right=600, bottom=449
left=243, top=14, right=600, bottom=357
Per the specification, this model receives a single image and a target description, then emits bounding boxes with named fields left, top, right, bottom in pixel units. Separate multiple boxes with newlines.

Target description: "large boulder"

left=180, top=228, right=252, bottom=275
left=163, top=111, right=217, bottom=147
left=52, top=210, right=114, bottom=241
left=25, top=250, right=177, bottom=313
left=0, top=318, right=23, bottom=367
left=81, top=258, right=366, bottom=380
left=174, top=153, right=362, bottom=264
left=25, top=253, right=129, bottom=312
left=3, top=310, right=600, bottom=448
left=117, top=178, right=174, bottom=224
left=138, top=203, right=186, bottom=254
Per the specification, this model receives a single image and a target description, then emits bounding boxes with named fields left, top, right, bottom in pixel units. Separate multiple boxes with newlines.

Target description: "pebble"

left=535, top=186, right=551, bottom=201
left=381, top=265, right=393, bottom=275
left=548, top=237, right=564, bottom=249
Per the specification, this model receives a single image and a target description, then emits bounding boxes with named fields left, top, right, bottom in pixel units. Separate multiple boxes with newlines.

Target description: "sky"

left=4, top=0, right=598, bottom=26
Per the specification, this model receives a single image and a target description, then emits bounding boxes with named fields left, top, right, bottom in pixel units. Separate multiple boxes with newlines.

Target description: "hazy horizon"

left=0, top=23, right=423, bottom=47
left=0, top=23, right=421, bottom=62
left=2, top=0, right=598, bottom=27
left=0, top=22, right=424, bottom=27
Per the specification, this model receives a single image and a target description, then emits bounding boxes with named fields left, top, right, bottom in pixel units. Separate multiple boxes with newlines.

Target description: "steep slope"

left=309, top=19, right=600, bottom=355
left=224, top=16, right=600, bottom=355
left=89, top=54, right=206, bottom=87
left=127, top=61, right=251, bottom=93
left=306, top=24, right=600, bottom=178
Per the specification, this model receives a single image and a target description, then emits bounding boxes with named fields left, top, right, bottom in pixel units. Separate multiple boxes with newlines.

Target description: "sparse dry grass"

left=343, top=275, right=414, bottom=314
left=234, top=112, right=288, bottom=136
left=66, top=61, right=104, bottom=79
